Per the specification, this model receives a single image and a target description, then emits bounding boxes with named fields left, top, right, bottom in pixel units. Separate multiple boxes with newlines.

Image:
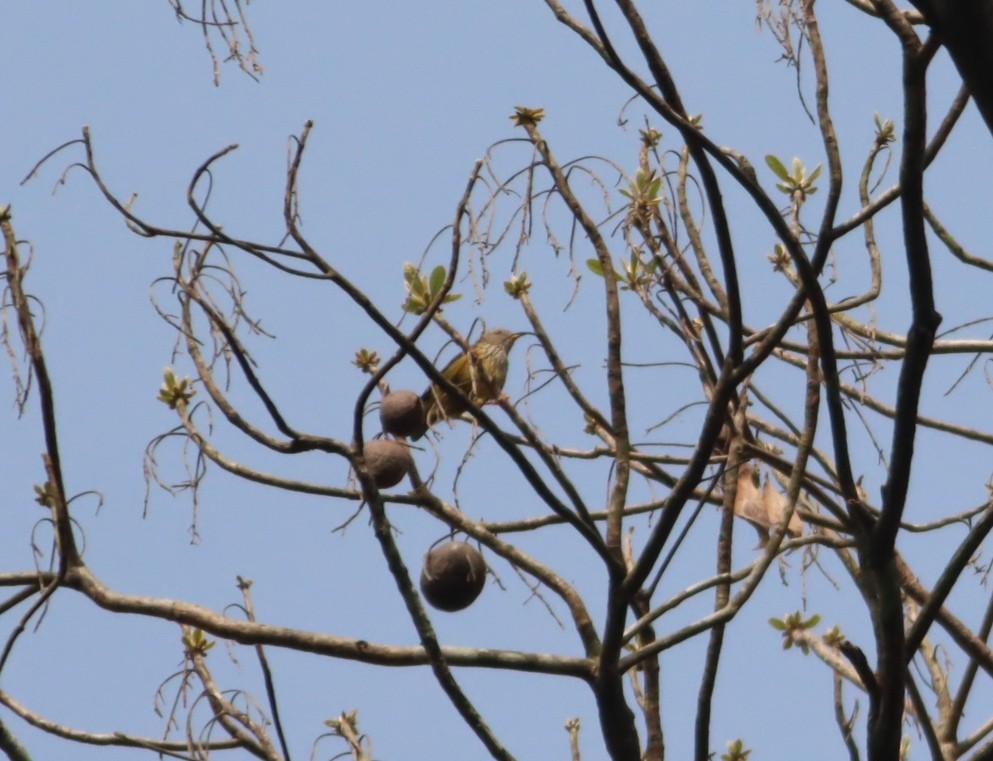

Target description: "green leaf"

left=182, top=628, right=215, bottom=656
left=429, top=265, right=446, bottom=295
left=410, top=274, right=427, bottom=298
left=768, top=617, right=787, bottom=630
left=504, top=272, right=532, bottom=299
left=586, top=258, right=605, bottom=277
left=808, top=164, right=823, bottom=183
left=403, top=262, right=461, bottom=315
left=158, top=367, right=196, bottom=409
left=765, top=154, right=790, bottom=181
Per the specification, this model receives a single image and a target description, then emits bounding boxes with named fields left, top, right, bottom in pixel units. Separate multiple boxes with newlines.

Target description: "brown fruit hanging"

left=361, top=439, right=412, bottom=488
left=420, top=542, right=487, bottom=611
left=379, top=390, right=426, bottom=438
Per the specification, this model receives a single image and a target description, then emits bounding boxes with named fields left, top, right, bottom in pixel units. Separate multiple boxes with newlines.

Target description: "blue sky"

left=4, top=2, right=993, bottom=760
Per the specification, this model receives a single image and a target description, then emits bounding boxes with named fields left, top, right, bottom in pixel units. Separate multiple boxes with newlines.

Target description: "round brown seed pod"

left=361, top=439, right=412, bottom=488
left=420, top=542, right=487, bottom=612
left=379, top=390, right=427, bottom=438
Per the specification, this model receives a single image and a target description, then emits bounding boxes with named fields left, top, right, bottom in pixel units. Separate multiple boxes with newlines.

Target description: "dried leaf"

left=733, top=463, right=803, bottom=546
left=762, top=477, right=803, bottom=537
left=734, top=462, right=769, bottom=544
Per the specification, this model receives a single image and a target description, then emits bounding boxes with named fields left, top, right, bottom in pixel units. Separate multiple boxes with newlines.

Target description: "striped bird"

left=413, top=328, right=524, bottom=439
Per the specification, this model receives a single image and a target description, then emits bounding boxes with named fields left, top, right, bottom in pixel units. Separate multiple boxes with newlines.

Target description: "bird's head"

left=479, top=328, right=526, bottom=351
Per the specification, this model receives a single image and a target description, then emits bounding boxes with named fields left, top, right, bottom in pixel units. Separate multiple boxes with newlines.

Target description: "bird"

left=412, top=328, right=524, bottom=440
